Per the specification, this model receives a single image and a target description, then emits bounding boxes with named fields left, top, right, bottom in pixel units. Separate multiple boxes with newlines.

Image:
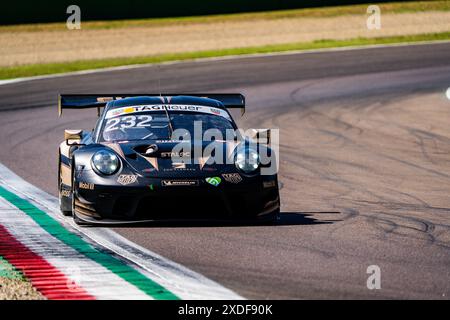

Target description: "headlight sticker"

left=117, top=174, right=138, bottom=186
left=222, top=173, right=242, bottom=184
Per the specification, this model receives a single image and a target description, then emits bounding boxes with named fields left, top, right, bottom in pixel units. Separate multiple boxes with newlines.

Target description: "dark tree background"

left=2, top=0, right=423, bottom=25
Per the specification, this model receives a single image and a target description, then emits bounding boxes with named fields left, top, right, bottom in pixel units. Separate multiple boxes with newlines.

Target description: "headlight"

left=235, top=148, right=260, bottom=173
left=91, top=150, right=120, bottom=175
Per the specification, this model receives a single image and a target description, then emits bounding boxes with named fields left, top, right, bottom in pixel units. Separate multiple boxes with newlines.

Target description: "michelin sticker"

left=162, top=180, right=199, bottom=187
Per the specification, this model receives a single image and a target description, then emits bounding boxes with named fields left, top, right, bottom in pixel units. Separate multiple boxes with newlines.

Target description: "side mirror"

left=248, top=129, right=271, bottom=145
left=65, top=129, right=84, bottom=146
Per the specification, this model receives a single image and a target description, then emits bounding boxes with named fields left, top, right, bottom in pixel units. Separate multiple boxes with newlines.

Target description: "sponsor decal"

left=172, top=161, right=186, bottom=170
left=210, top=107, right=222, bottom=116
left=117, top=174, right=138, bottom=186
left=79, top=182, right=94, bottom=190
left=162, top=180, right=199, bottom=187
left=222, top=173, right=242, bottom=184
left=105, top=105, right=231, bottom=120
left=60, top=189, right=71, bottom=197
left=155, top=140, right=184, bottom=143
left=263, top=180, right=276, bottom=188
left=97, top=97, right=114, bottom=103
left=164, top=168, right=195, bottom=172
left=205, top=177, right=222, bottom=187
left=161, top=151, right=191, bottom=158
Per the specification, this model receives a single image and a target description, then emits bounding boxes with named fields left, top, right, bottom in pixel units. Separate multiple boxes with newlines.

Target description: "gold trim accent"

left=60, top=163, right=71, bottom=185
left=64, top=129, right=82, bottom=141
left=198, top=156, right=210, bottom=170
left=102, top=143, right=125, bottom=158
left=60, top=143, right=71, bottom=158
left=139, top=155, right=159, bottom=171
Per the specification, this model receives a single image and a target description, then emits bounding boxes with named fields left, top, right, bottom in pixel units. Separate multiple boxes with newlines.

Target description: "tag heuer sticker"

left=206, top=177, right=222, bottom=187
left=117, top=174, right=138, bottom=185
left=222, top=173, right=242, bottom=184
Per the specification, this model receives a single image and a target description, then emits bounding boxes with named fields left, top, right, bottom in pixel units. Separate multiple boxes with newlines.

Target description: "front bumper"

left=73, top=170, right=280, bottom=222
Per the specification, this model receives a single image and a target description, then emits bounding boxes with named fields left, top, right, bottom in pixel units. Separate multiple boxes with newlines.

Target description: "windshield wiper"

left=163, top=105, right=174, bottom=137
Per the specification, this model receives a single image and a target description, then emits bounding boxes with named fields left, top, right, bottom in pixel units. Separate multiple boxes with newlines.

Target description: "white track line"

left=0, top=162, right=243, bottom=300
left=0, top=40, right=448, bottom=86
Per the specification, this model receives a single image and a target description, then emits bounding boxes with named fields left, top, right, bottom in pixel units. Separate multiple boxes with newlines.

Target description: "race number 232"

left=105, top=115, right=153, bottom=132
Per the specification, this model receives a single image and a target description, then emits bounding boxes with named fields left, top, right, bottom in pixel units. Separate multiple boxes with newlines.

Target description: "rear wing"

left=58, top=94, right=245, bottom=116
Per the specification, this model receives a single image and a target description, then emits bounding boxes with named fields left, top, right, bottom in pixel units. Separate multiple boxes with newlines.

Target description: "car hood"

left=101, top=140, right=241, bottom=178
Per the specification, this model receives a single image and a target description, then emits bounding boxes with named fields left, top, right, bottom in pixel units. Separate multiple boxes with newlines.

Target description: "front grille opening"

left=135, top=194, right=229, bottom=220
left=112, top=195, right=136, bottom=217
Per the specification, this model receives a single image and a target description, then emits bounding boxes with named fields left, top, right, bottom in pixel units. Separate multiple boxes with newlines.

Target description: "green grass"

left=0, top=257, right=24, bottom=280
left=1, top=32, right=449, bottom=80
left=1, top=1, right=448, bottom=32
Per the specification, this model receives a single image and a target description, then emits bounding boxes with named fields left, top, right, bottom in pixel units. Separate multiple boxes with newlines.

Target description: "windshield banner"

left=105, top=105, right=231, bottom=121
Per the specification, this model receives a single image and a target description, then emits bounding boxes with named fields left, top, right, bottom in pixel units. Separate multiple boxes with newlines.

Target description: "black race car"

left=58, top=94, right=280, bottom=225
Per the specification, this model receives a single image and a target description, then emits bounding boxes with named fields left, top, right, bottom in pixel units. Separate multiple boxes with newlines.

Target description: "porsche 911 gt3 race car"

left=58, top=94, right=280, bottom=225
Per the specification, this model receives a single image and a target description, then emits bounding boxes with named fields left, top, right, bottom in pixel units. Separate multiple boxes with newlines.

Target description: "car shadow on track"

left=89, top=211, right=341, bottom=228
left=277, top=211, right=340, bottom=226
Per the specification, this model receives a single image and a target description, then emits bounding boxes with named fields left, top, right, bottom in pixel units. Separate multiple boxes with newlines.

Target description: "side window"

left=92, top=108, right=106, bottom=142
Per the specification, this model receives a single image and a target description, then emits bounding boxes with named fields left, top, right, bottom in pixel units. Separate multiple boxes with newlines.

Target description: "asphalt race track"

left=1, top=42, right=450, bottom=299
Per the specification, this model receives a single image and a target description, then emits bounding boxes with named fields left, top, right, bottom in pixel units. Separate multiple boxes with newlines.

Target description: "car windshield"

left=100, top=108, right=235, bottom=142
